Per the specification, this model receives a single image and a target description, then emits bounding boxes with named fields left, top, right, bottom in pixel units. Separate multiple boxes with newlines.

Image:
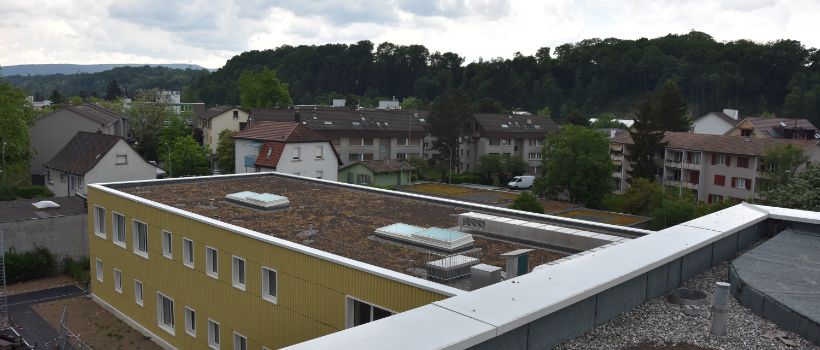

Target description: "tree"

left=216, top=129, right=238, bottom=174
left=535, top=125, right=612, bottom=207
left=238, top=68, right=292, bottom=109
left=0, top=82, right=36, bottom=187
left=760, top=164, right=820, bottom=211
left=759, top=144, right=809, bottom=191
left=590, top=114, right=628, bottom=129
left=401, top=96, right=425, bottom=109
left=160, top=136, right=210, bottom=177
left=602, top=178, right=663, bottom=215
left=564, top=109, right=590, bottom=127
left=105, top=79, right=123, bottom=101
left=653, top=81, right=690, bottom=132
left=48, top=90, right=64, bottom=104
left=129, top=88, right=170, bottom=161
left=427, top=92, right=472, bottom=166
left=509, top=192, right=544, bottom=213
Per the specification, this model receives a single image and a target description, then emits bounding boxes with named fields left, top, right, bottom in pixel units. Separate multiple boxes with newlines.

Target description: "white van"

left=507, top=175, right=534, bottom=189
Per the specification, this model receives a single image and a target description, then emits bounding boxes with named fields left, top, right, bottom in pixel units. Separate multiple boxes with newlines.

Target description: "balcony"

left=681, top=161, right=701, bottom=170
left=665, top=158, right=683, bottom=168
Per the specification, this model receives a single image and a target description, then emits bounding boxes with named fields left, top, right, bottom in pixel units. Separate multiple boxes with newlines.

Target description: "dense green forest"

left=190, top=31, right=819, bottom=125
left=4, top=66, right=208, bottom=100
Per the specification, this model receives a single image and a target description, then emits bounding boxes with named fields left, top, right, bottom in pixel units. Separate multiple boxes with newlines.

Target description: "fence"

left=424, top=248, right=482, bottom=284
left=57, top=306, right=93, bottom=350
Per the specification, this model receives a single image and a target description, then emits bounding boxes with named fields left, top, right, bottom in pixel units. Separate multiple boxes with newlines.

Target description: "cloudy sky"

left=1, top=0, right=818, bottom=69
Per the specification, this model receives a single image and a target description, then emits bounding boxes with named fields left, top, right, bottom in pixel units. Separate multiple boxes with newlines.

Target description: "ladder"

left=0, top=230, right=8, bottom=329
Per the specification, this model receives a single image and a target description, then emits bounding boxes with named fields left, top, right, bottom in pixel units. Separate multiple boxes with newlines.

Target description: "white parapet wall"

left=458, top=212, right=629, bottom=251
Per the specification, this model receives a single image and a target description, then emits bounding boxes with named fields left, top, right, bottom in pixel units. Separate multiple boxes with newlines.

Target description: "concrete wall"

left=0, top=215, right=88, bottom=259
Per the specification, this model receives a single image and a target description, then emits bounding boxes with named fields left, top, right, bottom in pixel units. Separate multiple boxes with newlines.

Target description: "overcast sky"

left=1, top=0, right=818, bottom=69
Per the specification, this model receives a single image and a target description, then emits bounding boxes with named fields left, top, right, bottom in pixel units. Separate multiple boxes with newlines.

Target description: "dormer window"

left=266, top=147, right=273, bottom=158
left=233, top=110, right=239, bottom=120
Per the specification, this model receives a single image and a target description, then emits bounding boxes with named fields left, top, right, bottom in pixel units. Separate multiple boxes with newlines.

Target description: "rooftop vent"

left=375, top=223, right=474, bottom=252
left=779, top=121, right=788, bottom=127
left=323, top=121, right=333, bottom=125
left=32, top=201, right=60, bottom=210
left=225, top=191, right=290, bottom=210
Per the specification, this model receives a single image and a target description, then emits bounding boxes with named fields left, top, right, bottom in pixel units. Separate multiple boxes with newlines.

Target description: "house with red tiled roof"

left=233, top=122, right=341, bottom=180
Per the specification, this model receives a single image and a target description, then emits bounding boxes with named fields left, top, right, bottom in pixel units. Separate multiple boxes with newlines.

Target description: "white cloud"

left=1, top=0, right=818, bottom=69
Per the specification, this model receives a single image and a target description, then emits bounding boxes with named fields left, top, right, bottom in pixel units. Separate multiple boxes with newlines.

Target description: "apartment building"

left=194, top=105, right=250, bottom=154
left=611, top=132, right=820, bottom=202
left=459, top=113, right=559, bottom=174
left=84, top=172, right=644, bottom=349
left=250, top=108, right=428, bottom=165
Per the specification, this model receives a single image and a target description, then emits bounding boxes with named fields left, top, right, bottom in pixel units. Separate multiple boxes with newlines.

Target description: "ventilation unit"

left=225, top=191, right=290, bottom=210
left=375, top=223, right=474, bottom=252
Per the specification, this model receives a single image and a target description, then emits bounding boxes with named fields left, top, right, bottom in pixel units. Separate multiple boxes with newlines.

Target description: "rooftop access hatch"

left=375, top=223, right=474, bottom=252
left=225, top=191, right=290, bottom=210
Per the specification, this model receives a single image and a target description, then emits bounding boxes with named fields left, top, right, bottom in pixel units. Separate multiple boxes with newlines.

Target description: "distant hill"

left=0, top=63, right=211, bottom=76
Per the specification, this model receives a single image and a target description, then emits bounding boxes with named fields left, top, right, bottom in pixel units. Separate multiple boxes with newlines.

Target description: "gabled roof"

left=234, top=121, right=329, bottom=143
left=731, top=117, right=818, bottom=138
left=695, top=111, right=738, bottom=126
left=194, top=105, right=246, bottom=121
left=43, top=103, right=122, bottom=125
left=250, top=108, right=429, bottom=138
left=340, top=160, right=416, bottom=173
left=472, top=113, right=559, bottom=138
left=43, top=132, right=123, bottom=175
left=611, top=131, right=818, bottom=156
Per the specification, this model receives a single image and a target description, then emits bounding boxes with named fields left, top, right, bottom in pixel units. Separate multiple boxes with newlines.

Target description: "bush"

left=62, top=256, right=90, bottom=283
left=450, top=173, right=482, bottom=184
left=509, top=192, right=545, bottom=213
left=14, top=185, right=54, bottom=199
left=5, top=247, right=57, bottom=283
left=0, top=186, right=14, bottom=201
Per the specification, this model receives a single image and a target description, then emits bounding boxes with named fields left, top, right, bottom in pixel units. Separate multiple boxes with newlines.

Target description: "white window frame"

left=716, top=154, right=727, bottom=166
left=95, top=259, right=103, bottom=282
left=115, top=154, right=128, bottom=165
left=208, top=319, right=221, bottom=349
left=344, top=296, right=395, bottom=329
left=157, top=292, right=175, bottom=335
left=261, top=267, right=278, bottom=304
left=113, top=269, right=122, bottom=293
left=135, top=280, right=144, bottom=306
left=132, top=220, right=149, bottom=258
left=94, top=206, right=106, bottom=238
left=206, top=246, right=218, bottom=279
left=735, top=177, right=747, bottom=189
left=183, top=238, right=194, bottom=268
left=162, top=230, right=173, bottom=259
left=112, top=212, right=126, bottom=248
left=233, top=332, right=247, bottom=350
left=315, top=145, right=324, bottom=159
left=185, top=306, right=196, bottom=337
left=232, top=256, right=246, bottom=290
left=292, top=146, right=301, bottom=161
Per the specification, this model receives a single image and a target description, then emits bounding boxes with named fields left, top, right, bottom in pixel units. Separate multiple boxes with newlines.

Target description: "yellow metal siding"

left=87, top=187, right=448, bottom=349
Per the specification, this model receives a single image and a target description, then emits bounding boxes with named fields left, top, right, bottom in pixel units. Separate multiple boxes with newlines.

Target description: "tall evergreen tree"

left=105, top=79, right=123, bottom=101
left=427, top=92, right=472, bottom=164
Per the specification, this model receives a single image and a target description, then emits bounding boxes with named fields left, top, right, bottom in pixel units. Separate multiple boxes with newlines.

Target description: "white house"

left=692, top=109, right=740, bottom=135
left=194, top=105, right=250, bottom=154
left=233, top=121, right=341, bottom=180
left=43, top=132, right=162, bottom=197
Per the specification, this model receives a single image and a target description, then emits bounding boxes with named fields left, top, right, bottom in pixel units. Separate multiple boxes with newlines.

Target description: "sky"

left=1, top=0, right=819, bottom=69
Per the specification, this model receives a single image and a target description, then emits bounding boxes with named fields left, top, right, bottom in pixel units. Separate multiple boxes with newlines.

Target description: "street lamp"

left=442, top=142, right=453, bottom=184
left=166, top=142, right=172, bottom=178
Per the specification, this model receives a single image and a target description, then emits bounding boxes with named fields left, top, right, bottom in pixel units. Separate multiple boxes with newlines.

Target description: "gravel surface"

left=556, top=261, right=819, bottom=350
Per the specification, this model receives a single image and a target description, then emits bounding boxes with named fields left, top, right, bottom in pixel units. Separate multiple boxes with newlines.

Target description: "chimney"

left=294, top=111, right=301, bottom=124
left=722, top=109, right=739, bottom=120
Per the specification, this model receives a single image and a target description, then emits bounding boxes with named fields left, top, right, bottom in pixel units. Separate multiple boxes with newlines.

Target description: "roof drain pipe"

left=711, top=282, right=731, bottom=336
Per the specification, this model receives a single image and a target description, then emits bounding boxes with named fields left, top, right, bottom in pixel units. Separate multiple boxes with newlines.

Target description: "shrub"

left=62, top=256, right=91, bottom=283
left=0, top=186, right=14, bottom=201
left=450, top=173, right=482, bottom=184
left=14, top=185, right=54, bottom=199
left=509, top=192, right=545, bottom=213
left=5, top=247, right=57, bottom=283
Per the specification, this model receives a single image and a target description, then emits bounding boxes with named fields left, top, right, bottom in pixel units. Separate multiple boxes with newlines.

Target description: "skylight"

left=324, top=121, right=333, bottom=125
left=501, top=124, right=509, bottom=128
left=352, top=121, right=361, bottom=126
left=375, top=223, right=474, bottom=252
left=225, top=191, right=290, bottom=210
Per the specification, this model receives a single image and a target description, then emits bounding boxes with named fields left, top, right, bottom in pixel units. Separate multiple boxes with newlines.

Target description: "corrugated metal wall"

left=88, top=187, right=449, bottom=349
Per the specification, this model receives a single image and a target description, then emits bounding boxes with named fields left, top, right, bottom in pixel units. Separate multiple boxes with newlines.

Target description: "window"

left=733, top=177, right=751, bottom=190
left=47, top=170, right=53, bottom=184
left=233, top=333, right=247, bottom=350
left=96, top=259, right=103, bottom=282
left=94, top=206, right=106, bottom=238
left=396, top=153, right=407, bottom=160
left=60, top=173, right=66, bottom=183
left=489, top=139, right=500, bottom=146
left=356, top=174, right=371, bottom=185
left=232, top=256, right=246, bottom=290
left=183, top=238, right=194, bottom=268
left=713, top=154, right=727, bottom=166
left=736, top=157, right=750, bottom=168
left=114, top=269, right=122, bottom=293
left=363, top=153, right=374, bottom=160
left=162, top=231, right=173, bottom=259
left=363, top=138, right=373, bottom=146
left=232, top=110, right=239, bottom=120
left=315, top=145, right=324, bottom=159
left=409, top=138, right=421, bottom=146
left=262, top=267, right=277, bottom=304
left=135, top=280, right=144, bottom=306
left=239, top=122, right=247, bottom=130
left=265, top=147, right=273, bottom=158
left=528, top=152, right=542, bottom=160
left=714, top=175, right=726, bottom=186
left=315, top=170, right=323, bottom=179
left=185, top=307, right=196, bottom=337
left=206, top=247, right=218, bottom=278
left=741, top=129, right=753, bottom=137
left=208, top=319, right=220, bottom=349
left=348, top=153, right=362, bottom=161
left=346, top=297, right=393, bottom=328
left=397, top=137, right=407, bottom=146
left=157, top=292, right=175, bottom=334
left=133, top=220, right=148, bottom=258
left=529, top=139, right=542, bottom=147
left=116, top=154, right=128, bottom=165
left=292, top=147, right=301, bottom=160
left=112, top=213, right=126, bottom=247
left=708, top=194, right=724, bottom=204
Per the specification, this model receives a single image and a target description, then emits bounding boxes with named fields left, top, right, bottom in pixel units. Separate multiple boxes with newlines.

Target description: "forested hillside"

left=190, top=31, right=819, bottom=125
left=4, top=66, right=208, bottom=99
left=0, top=63, right=210, bottom=76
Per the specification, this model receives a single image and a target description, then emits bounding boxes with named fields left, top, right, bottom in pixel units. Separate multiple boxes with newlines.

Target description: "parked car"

left=507, top=175, right=534, bottom=189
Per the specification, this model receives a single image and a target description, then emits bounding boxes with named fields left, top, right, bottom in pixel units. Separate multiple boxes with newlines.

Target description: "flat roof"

left=0, top=196, right=87, bottom=223
left=109, top=174, right=569, bottom=284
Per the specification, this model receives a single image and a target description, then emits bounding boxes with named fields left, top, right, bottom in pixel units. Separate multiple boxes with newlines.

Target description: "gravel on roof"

left=556, top=257, right=819, bottom=350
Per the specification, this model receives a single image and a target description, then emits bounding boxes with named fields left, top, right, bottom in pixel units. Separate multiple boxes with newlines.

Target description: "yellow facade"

left=88, top=185, right=451, bottom=349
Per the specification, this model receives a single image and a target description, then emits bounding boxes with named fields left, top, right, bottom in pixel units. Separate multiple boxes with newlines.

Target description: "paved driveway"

left=8, top=284, right=85, bottom=349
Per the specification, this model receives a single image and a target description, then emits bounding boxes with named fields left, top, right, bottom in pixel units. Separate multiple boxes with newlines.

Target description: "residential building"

left=691, top=109, right=740, bottom=135
left=725, top=117, right=818, bottom=139
left=459, top=113, right=559, bottom=174
left=610, top=132, right=820, bottom=202
left=250, top=108, right=428, bottom=165
left=29, top=104, right=126, bottom=182
left=86, top=172, right=645, bottom=349
left=194, top=105, right=250, bottom=154
left=338, top=159, right=415, bottom=187
left=43, top=132, right=162, bottom=197
left=233, top=121, right=341, bottom=180
left=0, top=196, right=88, bottom=259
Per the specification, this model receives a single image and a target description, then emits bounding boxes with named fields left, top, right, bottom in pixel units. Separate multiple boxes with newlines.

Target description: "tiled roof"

left=194, top=105, right=244, bottom=120
left=744, top=118, right=818, bottom=138
left=341, top=160, right=416, bottom=173
left=250, top=108, right=429, bottom=137
left=254, top=142, right=286, bottom=169
left=0, top=196, right=87, bottom=223
left=234, top=121, right=329, bottom=142
left=472, top=113, right=558, bottom=135
left=45, top=103, right=121, bottom=125
left=611, top=131, right=818, bottom=156
left=43, top=132, right=122, bottom=175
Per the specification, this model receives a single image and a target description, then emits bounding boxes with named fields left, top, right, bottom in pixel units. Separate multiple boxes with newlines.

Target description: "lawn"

left=402, top=183, right=519, bottom=204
